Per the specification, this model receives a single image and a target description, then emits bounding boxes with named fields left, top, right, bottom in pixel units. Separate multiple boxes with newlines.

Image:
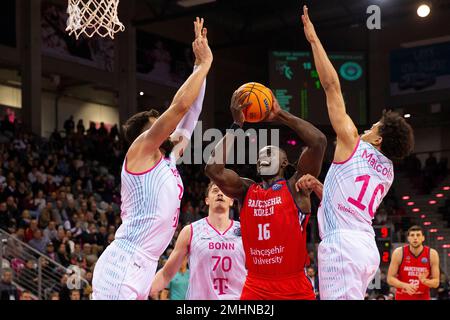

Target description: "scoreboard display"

left=373, top=226, right=392, bottom=265
left=269, top=51, right=367, bottom=126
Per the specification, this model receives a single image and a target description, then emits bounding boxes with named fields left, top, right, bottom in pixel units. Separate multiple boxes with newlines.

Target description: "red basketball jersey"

left=395, top=245, right=431, bottom=300
left=240, top=179, right=309, bottom=278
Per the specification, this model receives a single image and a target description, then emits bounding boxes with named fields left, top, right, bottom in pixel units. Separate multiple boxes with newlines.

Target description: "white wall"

left=0, top=84, right=119, bottom=137
left=0, top=85, right=21, bottom=108
left=42, top=93, right=119, bottom=137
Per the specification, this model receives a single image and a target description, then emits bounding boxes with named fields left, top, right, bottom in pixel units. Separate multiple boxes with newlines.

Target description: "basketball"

left=237, top=82, right=273, bottom=123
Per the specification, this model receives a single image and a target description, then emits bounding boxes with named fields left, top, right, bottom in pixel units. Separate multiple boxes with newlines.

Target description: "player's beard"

left=160, top=138, right=174, bottom=157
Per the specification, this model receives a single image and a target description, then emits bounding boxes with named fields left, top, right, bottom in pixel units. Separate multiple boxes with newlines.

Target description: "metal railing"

left=0, top=229, right=86, bottom=300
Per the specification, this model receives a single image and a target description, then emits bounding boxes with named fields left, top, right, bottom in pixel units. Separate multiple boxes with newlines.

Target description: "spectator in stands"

left=81, top=223, right=98, bottom=245
left=76, top=119, right=85, bottom=135
left=56, top=243, right=71, bottom=267
left=0, top=268, right=19, bottom=300
left=0, top=202, right=12, bottom=231
left=64, top=116, right=75, bottom=136
left=38, top=204, right=52, bottom=229
left=69, top=289, right=81, bottom=300
left=52, top=200, right=67, bottom=225
left=110, top=124, right=119, bottom=141
left=168, top=256, right=190, bottom=300
left=28, top=229, right=50, bottom=253
left=57, top=275, right=70, bottom=300
left=44, top=221, right=58, bottom=242
left=6, top=196, right=19, bottom=221
left=17, top=209, right=32, bottom=230
left=87, top=122, right=97, bottom=137
left=50, top=291, right=60, bottom=300
left=98, top=122, right=108, bottom=137
left=33, top=190, right=46, bottom=212
left=19, top=290, right=33, bottom=300
left=306, top=266, right=320, bottom=299
left=45, top=242, right=59, bottom=262
left=84, top=244, right=99, bottom=267
left=18, top=260, right=38, bottom=292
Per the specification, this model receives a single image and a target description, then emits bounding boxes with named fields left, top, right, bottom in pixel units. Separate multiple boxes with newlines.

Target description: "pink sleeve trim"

left=125, top=155, right=163, bottom=175
left=187, top=224, right=193, bottom=253
left=332, top=137, right=361, bottom=165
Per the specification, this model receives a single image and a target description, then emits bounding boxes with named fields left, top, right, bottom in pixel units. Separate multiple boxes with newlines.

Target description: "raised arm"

left=171, top=20, right=208, bottom=160
left=301, top=6, right=358, bottom=162
left=135, top=18, right=213, bottom=155
left=205, top=91, right=255, bottom=202
left=268, top=96, right=326, bottom=180
left=150, top=225, right=191, bottom=297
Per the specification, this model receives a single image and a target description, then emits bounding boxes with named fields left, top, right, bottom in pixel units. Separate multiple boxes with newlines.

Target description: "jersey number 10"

left=347, top=175, right=384, bottom=218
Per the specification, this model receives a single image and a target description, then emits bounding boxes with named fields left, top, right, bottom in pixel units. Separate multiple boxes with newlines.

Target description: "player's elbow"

left=322, top=78, right=340, bottom=91
left=172, top=100, right=190, bottom=115
left=386, top=275, right=394, bottom=286
left=205, top=163, right=223, bottom=180
left=313, top=132, right=327, bottom=150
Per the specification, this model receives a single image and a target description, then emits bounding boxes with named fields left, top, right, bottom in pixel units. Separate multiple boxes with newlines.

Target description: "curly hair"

left=378, top=110, right=414, bottom=160
left=122, top=109, right=160, bottom=145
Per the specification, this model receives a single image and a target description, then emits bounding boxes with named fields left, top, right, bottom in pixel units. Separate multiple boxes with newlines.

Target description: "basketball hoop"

left=66, top=0, right=125, bottom=39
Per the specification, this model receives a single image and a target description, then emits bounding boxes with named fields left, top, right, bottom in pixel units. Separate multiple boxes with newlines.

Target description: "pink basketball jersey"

left=115, top=153, right=184, bottom=260
left=318, top=139, right=394, bottom=239
left=186, top=218, right=247, bottom=300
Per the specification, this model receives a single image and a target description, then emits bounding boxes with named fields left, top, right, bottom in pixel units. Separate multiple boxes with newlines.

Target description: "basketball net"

left=66, top=0, right=125, bottom=39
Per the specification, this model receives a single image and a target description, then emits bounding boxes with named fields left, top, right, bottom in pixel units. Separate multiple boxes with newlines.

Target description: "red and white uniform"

left=186, top=218, right=246, bottom=300
left=395, top=245, right=431, bottom=300
left=317, top=139, right=393, bottom=299
left=239, top=179, right=314, bottom=300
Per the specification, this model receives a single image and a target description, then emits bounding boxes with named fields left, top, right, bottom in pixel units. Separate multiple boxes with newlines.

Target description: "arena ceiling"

left=131, top=0, right=450, bottom=47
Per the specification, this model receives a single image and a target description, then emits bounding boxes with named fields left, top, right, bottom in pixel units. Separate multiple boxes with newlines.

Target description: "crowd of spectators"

left=0, top=112, right=449, bottom=300
left=0, top=114, right=123, bottom=300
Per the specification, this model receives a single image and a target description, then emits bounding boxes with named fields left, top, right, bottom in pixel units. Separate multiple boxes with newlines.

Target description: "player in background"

left=205, top=90, right=327, bottom=300
left=387, top=225, right=440, bottom=300
left=301, top=5, right=414, bottom=300
left=92, top=18, right=213, bottom=300
left=150, top=182, right=246, bottom=300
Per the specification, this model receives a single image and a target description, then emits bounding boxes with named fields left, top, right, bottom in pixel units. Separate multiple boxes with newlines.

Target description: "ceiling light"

left=417, top=4, right=431, bottom=18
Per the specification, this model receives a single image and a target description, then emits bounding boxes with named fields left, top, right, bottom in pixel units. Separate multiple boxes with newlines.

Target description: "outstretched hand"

left=301, top=5, right=318, bottom=44
left=193, top=17, right=212, bottom=66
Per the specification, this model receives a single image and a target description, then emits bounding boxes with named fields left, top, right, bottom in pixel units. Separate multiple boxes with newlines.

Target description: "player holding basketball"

left=301, top=6, right=414, bottom=299
left=150, top=182, right=246, bottom=300
left=205, top=90, right=327, bottom=300
left=92, top=18, right=213, bottom=300
left=387, top=225, right=440, bottom=300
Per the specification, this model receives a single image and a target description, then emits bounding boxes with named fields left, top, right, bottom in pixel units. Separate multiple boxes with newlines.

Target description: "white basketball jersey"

left=115, top=153, right=184, bottom=260
left=186, top=218, right=247, bottom=300
left=318, top=139, right=394, bottom=239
